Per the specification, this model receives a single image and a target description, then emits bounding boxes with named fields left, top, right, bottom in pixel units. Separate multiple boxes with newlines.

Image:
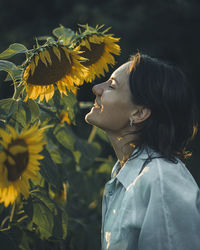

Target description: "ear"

left=130, top=106, right=151, bottom=124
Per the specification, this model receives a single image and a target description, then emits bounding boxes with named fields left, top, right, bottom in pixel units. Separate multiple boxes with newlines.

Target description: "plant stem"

left=88, top=126, right=97, bottom=143
left=12, top=83, right=24, bottom=100
left=9, top=202, right=16, bottom=223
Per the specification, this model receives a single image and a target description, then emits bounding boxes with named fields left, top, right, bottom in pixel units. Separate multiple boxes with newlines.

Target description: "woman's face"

left=85, top=61, right=137, bottom=132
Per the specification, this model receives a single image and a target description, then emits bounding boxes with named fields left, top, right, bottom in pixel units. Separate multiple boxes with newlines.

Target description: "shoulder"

left=144, top=157, right=198, bottom=187
left=136, top=156, right=199, bottom=202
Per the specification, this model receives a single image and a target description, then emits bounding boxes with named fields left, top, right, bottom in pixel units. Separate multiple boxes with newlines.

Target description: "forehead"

left=111, top=62, right=132, bottom=81
left=111, top=61, right=132, bottom=83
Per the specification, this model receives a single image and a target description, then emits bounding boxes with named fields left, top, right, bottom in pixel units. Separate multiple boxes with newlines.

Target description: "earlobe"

left=130, top=107, right=151, bottom=124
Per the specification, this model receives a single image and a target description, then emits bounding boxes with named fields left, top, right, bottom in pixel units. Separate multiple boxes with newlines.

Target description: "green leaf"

left=61, top=210, right=68, bottom=239
left=53, top=25, right=75, bottom=44
left=74, top=139, right=101, bottom=170
left=39, top=148, right=62, bottom=189
left=31, top=187, right=57, bottom=214
left=4, top=68, right=22, bottom=82
left=22, top=99, right=40, bottom=123
left=53, top=125, right=75, bottom=151
left=96, top=161, right=113, bottom=174
left=1, top=99, right=18, bottom=125
left=2, top=99, right=40, bottom=127
left=0, top=98, right=15, bottom=117
left=52, top=208, right=68, bottom=240
left=48, top=89, right=78, bottom=124
left=19, top=231, right=33, bottom=250
left=96, top=127, right=109, bottom=143
left=0, top=43, right=28, bottom=59
left=32, top=199, right=54, bottom=239
left=0, top=60, right=22, bottom=82
left=12, top=100, right=27, bottom=126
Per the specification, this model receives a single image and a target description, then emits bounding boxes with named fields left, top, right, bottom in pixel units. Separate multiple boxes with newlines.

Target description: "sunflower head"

left=74, top=24, right=121, bottom=82
left=23, top=42, right=87, bottom=102
left=0, top=125, right=46, bottom=207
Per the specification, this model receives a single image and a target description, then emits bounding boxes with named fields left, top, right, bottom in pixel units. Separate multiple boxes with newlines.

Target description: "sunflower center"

left=27, top=46, right=72, bottom=86
left=80, top=42, right=105, bottom=66
left=5, top=139, right=29, bottom=182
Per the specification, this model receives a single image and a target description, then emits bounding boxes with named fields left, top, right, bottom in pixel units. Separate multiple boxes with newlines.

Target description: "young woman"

left=85, top=53, right=200, bottom=250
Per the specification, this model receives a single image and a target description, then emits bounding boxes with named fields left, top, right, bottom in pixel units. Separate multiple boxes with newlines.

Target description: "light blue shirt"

left=101, top=148, right=200, bottom=250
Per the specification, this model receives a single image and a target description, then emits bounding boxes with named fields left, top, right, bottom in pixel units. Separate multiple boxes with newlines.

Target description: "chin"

left=85, top=111, right=95, bottom=125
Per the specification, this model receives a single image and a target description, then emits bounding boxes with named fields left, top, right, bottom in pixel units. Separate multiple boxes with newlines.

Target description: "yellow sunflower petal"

left=43, top=49, right=52, bottom=66
left=0, top=128, right=11, bottom=145
left=39, top=51, right=48, bottom=67
left=52, top=46, right=61, bottom=61
left=30, top=61, right=35, bottom=76
left=35, top=54, right=40, bottom=66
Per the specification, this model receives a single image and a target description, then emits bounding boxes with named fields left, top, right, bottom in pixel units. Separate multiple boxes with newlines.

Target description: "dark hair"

left=129, top=53, right=198, bottom=163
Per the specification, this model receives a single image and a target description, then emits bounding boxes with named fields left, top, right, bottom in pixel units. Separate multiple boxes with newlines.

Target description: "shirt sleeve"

left=134, top=159, right=200, bottom=250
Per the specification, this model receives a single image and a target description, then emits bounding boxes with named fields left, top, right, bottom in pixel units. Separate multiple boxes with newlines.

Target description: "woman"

left=85, top=53, right=200, bottom=250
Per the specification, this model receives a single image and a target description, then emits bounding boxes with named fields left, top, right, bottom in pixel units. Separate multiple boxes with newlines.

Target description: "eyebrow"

left=110, top=77, right=120, bottom=86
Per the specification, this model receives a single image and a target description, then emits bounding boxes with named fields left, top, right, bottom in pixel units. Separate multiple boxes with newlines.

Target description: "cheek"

left=98, top=100, right=131, bottom=129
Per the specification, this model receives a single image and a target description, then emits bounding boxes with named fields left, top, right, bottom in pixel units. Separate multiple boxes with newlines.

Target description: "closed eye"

left=108, top=85, right=115, bottom=89
left=107, top=79, right=115, bottom=89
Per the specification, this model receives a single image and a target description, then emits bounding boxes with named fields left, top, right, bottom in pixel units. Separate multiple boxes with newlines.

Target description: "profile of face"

left=85, top=61, right=148, bottom=134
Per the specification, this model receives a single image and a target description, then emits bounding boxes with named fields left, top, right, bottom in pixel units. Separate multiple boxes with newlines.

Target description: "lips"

left=93, top=100, right=101, bottom=109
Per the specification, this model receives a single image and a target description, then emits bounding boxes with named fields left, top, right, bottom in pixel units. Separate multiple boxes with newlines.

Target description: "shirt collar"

left=111, top=147, right=157, bottom=189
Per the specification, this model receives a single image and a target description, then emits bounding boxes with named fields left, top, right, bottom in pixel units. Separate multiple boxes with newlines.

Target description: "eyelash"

left=108, top=85, right=114, bottom=89
left=107, top=79, right=115, bottom=89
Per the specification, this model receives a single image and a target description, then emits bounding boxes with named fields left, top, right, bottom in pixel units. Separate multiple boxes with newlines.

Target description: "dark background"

left=0, top=0, right=200, bottom=185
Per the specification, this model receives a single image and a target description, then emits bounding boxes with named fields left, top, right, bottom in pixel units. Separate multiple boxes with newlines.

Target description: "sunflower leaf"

left=39, top=148, right=62, bottom=189
left=0, top=43, right=28, bottom=59
left=6, top=99, right=18, bottom=123
left=10, top=100, right=27, bottom=126
left=53, top=125, right=75, bottom=151
left=22, top=99, right=40, bottom=124
left=61, top=209, right=68, bottom=239
left=74, top=139, right=101, bottom=170
left=0, top=60, right=22, bottom=82
left=31, top=187, right=58, bottom=214
left=31, top=198, right=54, bottom=239
left=52, top=208, right=68, bottom=240
left=0, top=98, right=15, bottom=116
left=4, top=69, right=22, bottom=82
left=96, top=127, right=109, bottom=143
left=52, top=25, right=75, bottom=45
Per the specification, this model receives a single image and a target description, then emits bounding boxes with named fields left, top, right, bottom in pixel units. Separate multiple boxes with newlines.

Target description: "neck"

left=106, top=129, right=137, bottom=167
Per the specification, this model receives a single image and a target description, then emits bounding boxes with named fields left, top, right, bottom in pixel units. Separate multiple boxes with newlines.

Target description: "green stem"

left=0, top=216, right=10, bottom=228
left=9, top=202, right=16, bottom=223
left=17, top=215, right=28, bottom=223
left=88, top=126, right=97, bottom=143
left=0, top=226, right=11, bottom=232
left=12, top=83, right=24, bottom=100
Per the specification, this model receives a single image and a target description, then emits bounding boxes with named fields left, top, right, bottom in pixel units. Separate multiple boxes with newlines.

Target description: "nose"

left=92, top=82, right=106, bottom=96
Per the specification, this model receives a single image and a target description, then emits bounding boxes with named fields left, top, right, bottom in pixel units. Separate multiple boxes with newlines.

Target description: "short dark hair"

left=129, top=53, right=198, bottom=163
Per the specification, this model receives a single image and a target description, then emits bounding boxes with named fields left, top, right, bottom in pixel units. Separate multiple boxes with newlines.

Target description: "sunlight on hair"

left=129, top=52, right=141, bottom=73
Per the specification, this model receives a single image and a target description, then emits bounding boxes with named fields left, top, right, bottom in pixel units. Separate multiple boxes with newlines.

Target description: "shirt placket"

left=101, top=178, right=116, bottom=246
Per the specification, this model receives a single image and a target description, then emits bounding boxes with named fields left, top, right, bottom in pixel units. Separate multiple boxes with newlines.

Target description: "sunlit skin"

left=85, top=61, right=151, bottom=166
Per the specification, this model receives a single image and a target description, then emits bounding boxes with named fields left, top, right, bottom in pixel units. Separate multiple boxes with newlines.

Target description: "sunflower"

left=0, top=125, right=46, bottom=207
left=74, top=25, right=121, bottom=82
left=23, top=44, right=87, bottom=102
